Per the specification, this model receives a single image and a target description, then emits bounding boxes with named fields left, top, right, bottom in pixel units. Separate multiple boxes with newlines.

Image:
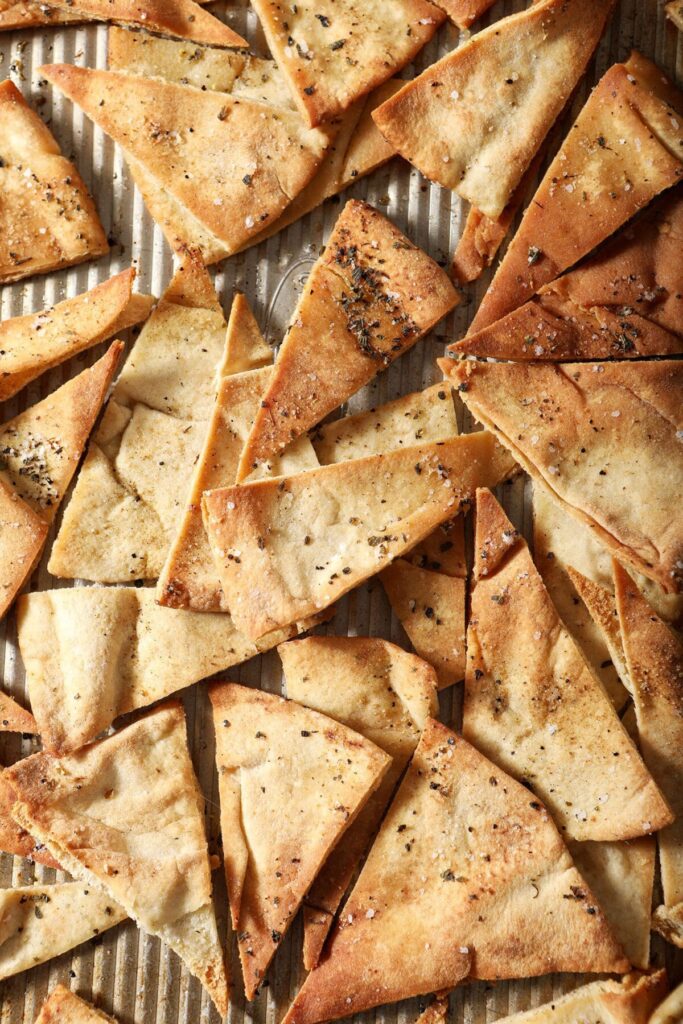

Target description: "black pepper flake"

left=243, top=174, right=252, bottom=185
left=315, top=13, right=330, bottom=25
left=301, top=730, right=311, bottom=737
left=304, top=85, right=316, bottom=96
left=527, top=245, right=543, bottom=265
left=271, top=930, right=282, bottom=943
left=330, top=39, right=345, bottom=50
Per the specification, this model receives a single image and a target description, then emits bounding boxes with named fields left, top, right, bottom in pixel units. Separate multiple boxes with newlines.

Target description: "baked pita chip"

left=44, top=0, right=247, bottom=46
left=0, top=343, right=122, bottom=621
left=0, top=80, right=108, bottom=285
left=223, top=293, right=273, bottom=375
left=284, top=719, right=628, bottom=1024
left=0, top=2, right=84, bottom=30
left=469, top=52, right=683, bottom=332
left=429, top=0, right=495, bottom=29
left=203, top=431, right=515, bottom=640
left=209, top=682, right=391, bottom=999
left=650, top=980, right=683, bottom=1024
left=236, top=201, right=459, bottom=478
left=0, top=690, right=35, bottom=734
left=279, top=635, right=438, bottom=968
left=0, top=882, right=126, bottom=981
left=34, top=988, right=119, bottom=1024
left=372, top=0, right=615, bottom=220
left=17, top=586, right=310, bottom=754
left=7, top=703, right=228, bottom=1015
left=447, top=358, right=683, bottom=593
left=666, top=1, right=683, bottom=30
left=0, top=774, right=60, bottom=867
left=484, top=971, right=668, bottom=1024
left=48, top=252, right=229, bottom=582
left=412, top=997, right=449, bottom=1024
left=249, top=0, right=444, bottom=127
left=463, top=489, right=671, bottom=841
left=453, top=190, right=683, bottom=359
left=566, top=568, right=631, bottom=692
left=0, top=268, right=152, bottom=402
left=42, top=64, right=330, bottom=257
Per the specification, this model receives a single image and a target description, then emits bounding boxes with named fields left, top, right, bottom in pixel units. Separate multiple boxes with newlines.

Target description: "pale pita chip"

left=0, top=80, right=108, bottom=284
left=666, top=1, right=683, bottom=31
left=463, top=489, right=671, bottom=841
left=447, top=358, right=683, bottom=593
left=209, top=682, right=390, bottom=999
left=430, top=0, right=495, bottom=29
left=34, top=988, right=119, bottom=1024
left=250, top=0, right=444, bottom=126
left=41, top=64, right=330, bottom=256
left=0, top=690, right=35, bottom=734
left=203, top=431, right=516, bottom=641
left=650, top=981, right=683, bottom=1024
left=469, top=52, right=683, bottom=332
left=223, top=293, right=273, bottom=375
left=279, top=636, right=438, bottom=968
left=284, top=719, right=628, bottom=1024
left=453, top=189, right=683, bottom=359
left=0, top=268, right=152, bottom=402
left=45, top=0, right=247, bottom=46
left=372, top=0, right=615, bottom=219
left=0, top=343, right=122, bottom=621
left=236, top=200, right=459, bottom=478
left=0, top=774, right=60, bottom=868
left=566, top=567, right=631, bottom=692
left=7, top=703, right=228, bottom=1016
left=483, top=971, right=668, bottom=1024
left=0, top=882, right=126, bottom=981
left=0, top=0, right=213, bottom=31
left=48, top=252, right=229, bottom=583
left=17, top=586, right=309, bottom=754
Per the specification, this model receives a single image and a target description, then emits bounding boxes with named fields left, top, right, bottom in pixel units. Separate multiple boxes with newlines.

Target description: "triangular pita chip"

left=484, top=971, right=668, bottom=1024
left=453, top=189, right=683, bottom=359
left=17, top=585, right=312, bottom=755
left=43, top=0, right=247, bottom=46
left=279, top=635, right=438, bottom=969
left=223, top=293, right=273, bottom=375
left=35, top=986, right=119, bottom=1024
left=249, top=0, right=444, bottom=126
left=430, top=0, right=495, bottom=29
left=203, top=431, right=516, bottom=640
left=463, top=489, right=671, bottom=841
left=566, top=567, right=631, bottom=692
left=42, top=64, right=330, bottom=258
left=651, top=980, right=683, bottom=1024
left=0, top=80, right=108, bottom=284
left=372, top=0, right=616, bottom=219
left=47, top=252, right=229, bottom=583
left=0, top=690, right=35, bottom=734
left=0, top=882, right=127, bottom=982
left=209, top=682, right=391, bottom=999
left=0, top=0, right=214, bottom=31
left=469, top=52, right=683, bottom=332
left=284, top=718, right=628, bottom=1024
left=612, top=562, right=683, bottom=948
left=668, top=1, right=683, bottom=30
left=0, top=268, right=152, bottom=402
left=236, top=201, right=459, bottom=478
left=0, top=343, right=122, bottom=621
left=7, top=703, right=228, bottom=1015
left=447, top=358, right=683, bottom=593
left=411, top=997, right=449, bottom=1024
left=0, top=774, right=60, bottom=868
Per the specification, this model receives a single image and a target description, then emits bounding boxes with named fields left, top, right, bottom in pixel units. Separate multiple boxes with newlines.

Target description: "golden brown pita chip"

left=469, top=53, right=683, bottom=332
left=484, top=971, right=667, bottom=1024
left=209, top=682, right=390, bottom=999
left=0, top=343, right=122, bottom=621
left=236, top=201, right=458, bottom=478
left=250, top=0, right=444, bottom=127
left=0, top=80, right=108, bottom=284
left=446, top=358, right=683, bottom=593
left=284, top=718, right=628, bottom=1024
left=0, top=690, right=35, bottom=734
left=34, top=988, right=119, bottom=1024
left=0, top=0, right=214, bottom=31
left=203, top=431, right=515, bottom=641
left=0, top=774, right=60, bottom=868
left=48, top=253, right=228, bottom=583
left=650, top=980, right=683, bottom=1024
left=412, top=997, right=450, bottom=1024
left=453, top=190, right=683, bottom=359
left=7, top=703, right=228, bottom=1015
left=372, top=0, right=615, bottom=219
left=279, top=636, right=438, bottom=968
left=0, top=883, right=126, bottom=982
left=666, top=1, right=683, bottom=30
left=42, top=63, right=330, bottom=257
left=0, top=268, right=152, bottom=402
left=566, top=567, right=631, bottom=692
left=223, top=293, right=273, bottom=375
left=429, top=0, right=495, bottom=29
left=45, top=0, right=247, bottom=46
left=463, top=489, right=671, bottom=841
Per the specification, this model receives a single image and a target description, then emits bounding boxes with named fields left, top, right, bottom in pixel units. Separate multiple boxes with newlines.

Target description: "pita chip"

left=48, top=252, right=229, bottom=583
left=463, top=489, right=671, bottom=841
left=412, top=997, right=450, bottom=1024
left=41, top=64, right=330, bottom=259
left=279, top=636, right=438, bottom=969
left=209, top=682, right=390, bottom=999
left=0, top=882, right=127, bottom=982
left=484, top=971, right=668, bottom=1024
left=469, top=53, right=683, bottom=332
left=0, top=268, right=153, bottom=402
left=453, top=190, right=683, bottom=359
left=0, top=690, right=35, bottom=734
left=284, top=719, right=628, bottom=1024
left=650, top=981, right=683, bottom=1024
left=42, top=0, right=247, bottom=46
left=430, top=0, right=495, bottom=29
left=0, top=774, right=60, bottom=868
left=446, top=358, right=683, bottom=594
left=0, top=80, right=108, bottom=285
left=372, top=0, right=615, bottom=220
left=236, top=201, right=459, bottom=479
left=0, top=343, right=122, bottom=621
left=223, top=294, right=273, bottom=375
left=34, top=988, right=120, bottom=1024
left=6, top=703, right=228, bottom=1016
left=0, top=2, right=85, bottom=30
left=203, top=431, right=515, bottom=640
left=249, top=0, right=444, bottom=127
left=666, top=2, right=683, bottom=30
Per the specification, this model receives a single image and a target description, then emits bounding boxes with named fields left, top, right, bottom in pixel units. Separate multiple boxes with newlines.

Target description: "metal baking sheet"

left=0, top=2, right=681, bottom=1022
